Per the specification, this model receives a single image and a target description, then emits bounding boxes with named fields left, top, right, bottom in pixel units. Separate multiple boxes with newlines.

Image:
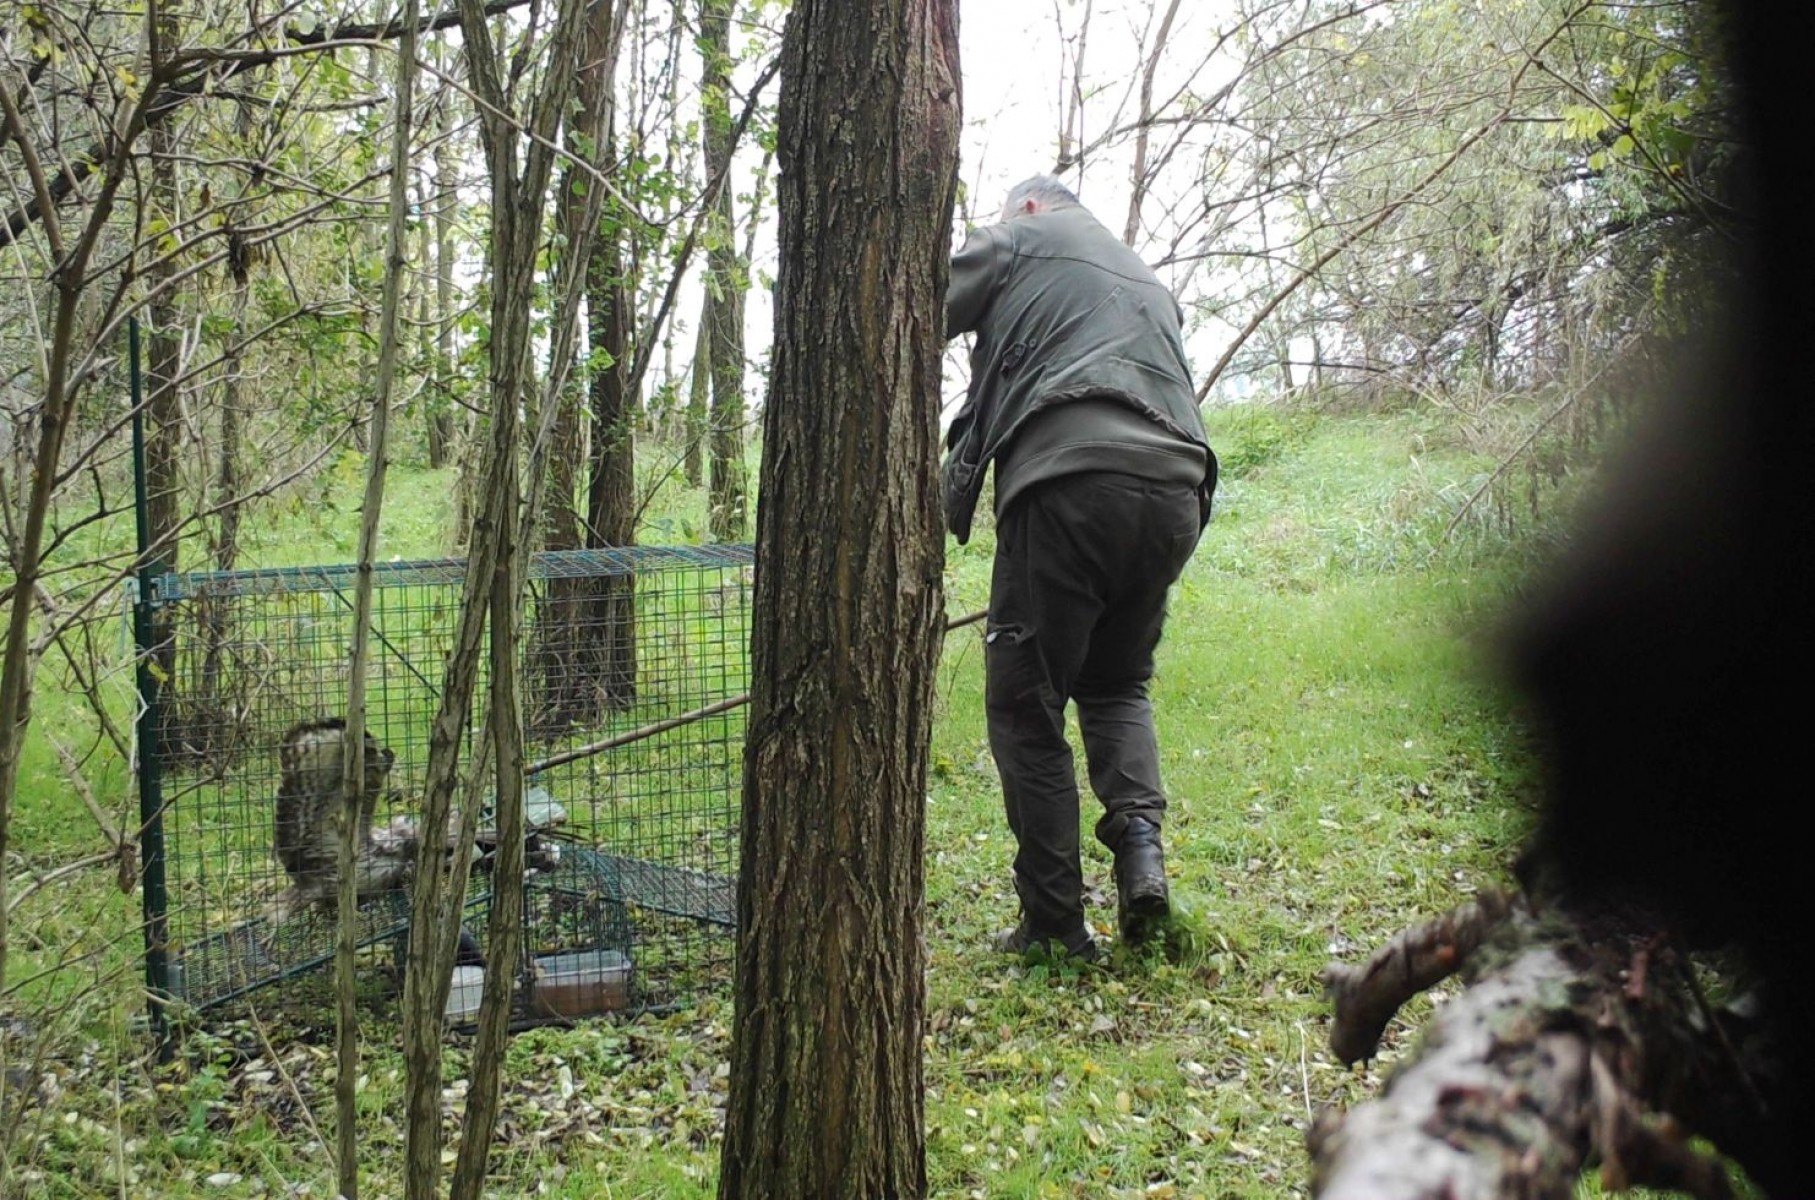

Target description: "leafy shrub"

left=1203, top=402, right=1314, bottom=478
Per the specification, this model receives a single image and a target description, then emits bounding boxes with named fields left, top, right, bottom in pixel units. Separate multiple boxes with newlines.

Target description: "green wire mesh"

left=142, top=545, right=753, bottom=1018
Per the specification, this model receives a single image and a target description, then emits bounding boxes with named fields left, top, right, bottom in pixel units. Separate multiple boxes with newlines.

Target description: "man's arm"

left=945, top=224, right=1008, bottom=338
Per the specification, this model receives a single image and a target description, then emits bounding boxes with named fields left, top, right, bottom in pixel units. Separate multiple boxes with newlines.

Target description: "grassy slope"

left=918, top=408, right=1536, bottom=1199
left=2, top=409, right=1592, bottom=1198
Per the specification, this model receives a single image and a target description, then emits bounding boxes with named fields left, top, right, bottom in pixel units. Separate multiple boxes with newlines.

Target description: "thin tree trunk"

left=143, top=7, right=186, bottom=774
left=716, top=0, right=959, bottom=1193
left=581, top=0, right=633, bottom=608
left=431, top=40, right=458, bottom=471
left=214, top=283, right=245, bottom=579
left=194, top=270, right=249, bottom=756
left=335, top=1, right=416, bottom=1193
left=444, top=34, right=478, bottom=553
left=1123, top=0, right=1182, bottom=246
left=582, top=188, right=637, bottom=702
left=700, top=0, right=747, bottom=542
left=401, top=0, right=587, bottom=1193
left=535, top=204, right=591, bottom=724
left=449, top=451, right=525, bottom=1200
left=531, top=0, right=630, bottom=735
left=417, top=170, right=440, bottom=469
left=685, top=298, right=710, bottom=487
left=145, top=71, right=184, bottom=581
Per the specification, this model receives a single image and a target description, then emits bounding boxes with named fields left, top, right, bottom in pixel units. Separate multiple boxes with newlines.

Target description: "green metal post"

left=130, top=317, right=174, bottom=1056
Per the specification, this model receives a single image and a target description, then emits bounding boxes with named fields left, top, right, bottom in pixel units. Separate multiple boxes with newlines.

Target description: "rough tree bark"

left=415, top=171, right=439, bottom=468
left=430, top=37, right=459, bottom=471
left=1315, top=893, right=1775, bottom=1199
left=580, top=188, right=638, bottom=697
left=141, top=0, right=189, bottom=771
left=716, top=0, right=960, bottom=1195
left=144, top=1, right=185, bottom=582
left=192, top=267, right=249, bottom=762
left=531, top=0, right=633, bottom=735
left=700, top=0, right=748, bottom=542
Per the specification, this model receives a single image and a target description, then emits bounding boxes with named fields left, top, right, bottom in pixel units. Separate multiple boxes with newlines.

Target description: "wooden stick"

left=525, top=607, right=988, bottom=776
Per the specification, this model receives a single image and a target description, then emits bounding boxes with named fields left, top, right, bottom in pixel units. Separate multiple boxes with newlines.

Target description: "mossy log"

left=1314, top=896, right=1783, bottom=1199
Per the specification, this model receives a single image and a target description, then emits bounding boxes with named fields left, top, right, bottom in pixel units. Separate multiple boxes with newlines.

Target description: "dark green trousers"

left=985, top=471, right=1202, bottom=944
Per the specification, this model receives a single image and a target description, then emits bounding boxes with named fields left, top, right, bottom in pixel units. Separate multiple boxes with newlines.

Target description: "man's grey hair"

left=1001, top=175, right=1081, bottom=221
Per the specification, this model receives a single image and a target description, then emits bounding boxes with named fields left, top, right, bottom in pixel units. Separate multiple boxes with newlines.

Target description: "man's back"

left=943, top=202, right=1209, bottom=542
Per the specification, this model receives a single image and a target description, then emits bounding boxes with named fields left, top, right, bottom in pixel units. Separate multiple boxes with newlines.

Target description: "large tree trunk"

left=530, top=0, right=633, bottom=736
left=579, top=12, right=636, bottom=695
left=700, top=0, right=748, bottom=542
left=716, top=1, right=959, bottom=1195
left=532, top=269, right=597, bottom=734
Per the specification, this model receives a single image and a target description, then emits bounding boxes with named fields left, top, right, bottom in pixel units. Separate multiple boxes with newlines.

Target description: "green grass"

left=1, top=404, right=1729, bottom=1198
left=914, top=405, right=1541, bottom=1198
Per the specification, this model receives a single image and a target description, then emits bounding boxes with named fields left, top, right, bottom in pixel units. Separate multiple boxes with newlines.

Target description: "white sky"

left=957, top=3, right=1255, bottom=404
left=723, top=2, right=1249, bottom=416
left=959, top=3, right=1148, bottom=227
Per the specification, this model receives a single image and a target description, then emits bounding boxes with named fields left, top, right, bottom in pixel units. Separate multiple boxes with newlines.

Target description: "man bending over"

left=943, top=175, right=1217, bottom=961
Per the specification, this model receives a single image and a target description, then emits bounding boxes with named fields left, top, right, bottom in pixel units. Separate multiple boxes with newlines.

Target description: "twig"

left=6, top=852, right=117, bottom=915
left=1591, top=1052, right=1733, bottom=1200
left=525, top=608, right=990, bottom=775
left=44, top=731, right=124, bottom=851
left=527, top=696, right=748, bottom=776
left=244, top=1001, right=332, bottom=1164
left=1297, top=1020, right=1314, bottom=1123
left=1322, top=888, right=1514, bottom=1065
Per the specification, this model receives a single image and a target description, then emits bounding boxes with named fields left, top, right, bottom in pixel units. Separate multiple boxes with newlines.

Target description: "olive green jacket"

left=942, top=203, right=1216, bottom=543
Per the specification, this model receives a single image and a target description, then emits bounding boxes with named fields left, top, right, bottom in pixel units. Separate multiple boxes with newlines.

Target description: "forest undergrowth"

left=0, top=402, right=1654, bottom=1198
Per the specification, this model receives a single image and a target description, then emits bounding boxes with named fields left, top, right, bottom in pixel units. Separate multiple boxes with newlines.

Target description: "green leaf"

left=1561, top=105, right=1610, bottom=141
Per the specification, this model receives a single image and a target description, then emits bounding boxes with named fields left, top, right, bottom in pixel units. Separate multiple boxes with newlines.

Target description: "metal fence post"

left=131, top=317, right=174, bottom=1057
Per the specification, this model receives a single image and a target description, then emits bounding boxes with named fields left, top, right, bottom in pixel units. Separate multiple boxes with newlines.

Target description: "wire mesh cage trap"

left=136, top=544, right=753, bottom=1025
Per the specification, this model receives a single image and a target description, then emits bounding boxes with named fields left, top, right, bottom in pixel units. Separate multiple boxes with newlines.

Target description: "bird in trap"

left=268, top=717, right=419, bottom=924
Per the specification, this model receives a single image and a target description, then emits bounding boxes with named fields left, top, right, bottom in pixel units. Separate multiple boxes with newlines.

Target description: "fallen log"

left=1313, top=901, right=1776, bottom=1199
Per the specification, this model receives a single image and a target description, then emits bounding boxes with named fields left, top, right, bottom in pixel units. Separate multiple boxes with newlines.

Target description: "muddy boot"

left=1114, top=817, right=1170, bottom=945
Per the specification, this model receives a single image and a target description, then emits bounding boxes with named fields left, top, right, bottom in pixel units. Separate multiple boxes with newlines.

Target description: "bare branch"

left=0, top=0, right=533, bottom=247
